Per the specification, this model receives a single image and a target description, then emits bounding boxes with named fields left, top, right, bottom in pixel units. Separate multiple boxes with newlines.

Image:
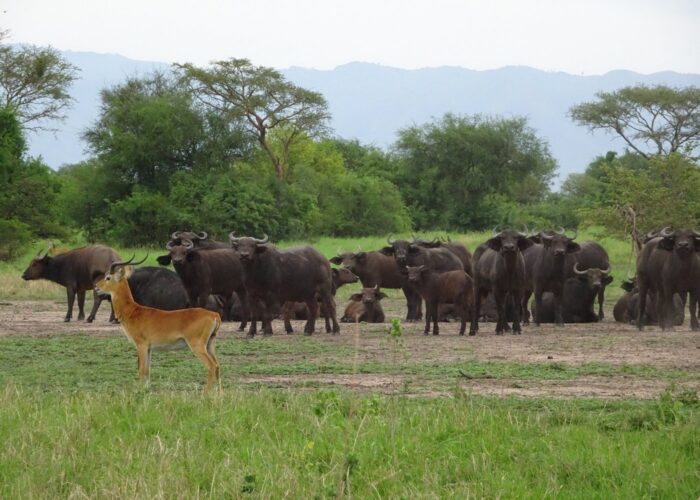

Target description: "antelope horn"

left=110, top=253, right=148, bottom=274
left=253, top=234, right=269, bottom=244
left=171, top=231, right=181, bottom=239
left=573, top=263, right=587, bottom=275
left=659, top=226, right=674, bottom=238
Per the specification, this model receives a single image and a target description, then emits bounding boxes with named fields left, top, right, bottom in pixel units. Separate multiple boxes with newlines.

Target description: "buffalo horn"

left=645, top=229, right=659, bottom=241
left=110, top=253, right=148, bottom=274
left=165, top=240, right=175, bottom=251
left=171, top=231, right=181, bottom=239
left=253, top=234, right=269, bottom=244
left=228, top=232, right=241, bottom=243
left=659, top=226, right=674, bottom=238
left=387, top=234, right=395, bottom=245
left=573, top=263, right=587, bottom=275
left=540, top=231, right=554, bottom=242
left=492, top=226, right=500, bottom=236
left=182, top=239, right=194, bottom=249
left=601, top=265, right=611, bottom=275
left=196, top=231, right=208, bottom=240
left=692, top=229, right=700, bottom=238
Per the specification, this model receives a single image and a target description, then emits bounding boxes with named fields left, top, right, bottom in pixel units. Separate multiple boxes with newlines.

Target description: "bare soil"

left=1, top=299, right=699, bottom=399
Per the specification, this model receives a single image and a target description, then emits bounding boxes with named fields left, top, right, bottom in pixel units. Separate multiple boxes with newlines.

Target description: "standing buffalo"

left=330, top=250, right=422, bottom=321
left=341, top=286, right=387, bottom=323
left=471, top=230, right=533, bottom=335
left=411, top=236, right=473, bottom=275
left=22, top=245, right=120, bottom=322
left=405, top=266, right=473, bottom=336
left=523, top=229, right=581, bottom=326
left=566, top=241, right=612, bottom=320
left=636, top=227, right=700, bottom=330
left=156, top=240, right=249, bottom=330
left=229, top=234, right=339, bottom=336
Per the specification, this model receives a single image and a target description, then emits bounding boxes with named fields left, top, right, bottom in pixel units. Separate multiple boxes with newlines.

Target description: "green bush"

left=107, top=188, right=180, bottom=246
left=0, top=219, right=33, bottom=261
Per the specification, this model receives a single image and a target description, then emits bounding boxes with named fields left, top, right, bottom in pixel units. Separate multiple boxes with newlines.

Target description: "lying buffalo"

left=341, top=286, right=387, bottom=323
left=613, top=277, right=685, bottom=326
left=533, top=278, right=599, bottom=323
left=22, top=245, right=120, bottom=322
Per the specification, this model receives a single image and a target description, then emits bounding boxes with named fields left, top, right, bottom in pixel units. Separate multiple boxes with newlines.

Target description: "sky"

left=2, top=0, right=699, bottom=75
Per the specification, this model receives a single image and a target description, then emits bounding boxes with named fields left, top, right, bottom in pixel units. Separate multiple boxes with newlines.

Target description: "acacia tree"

left=0, top=40, right=79, bottom=131
left=177, top=58, right=331, bottom=180
left=570, top=85, right=700, bottom=160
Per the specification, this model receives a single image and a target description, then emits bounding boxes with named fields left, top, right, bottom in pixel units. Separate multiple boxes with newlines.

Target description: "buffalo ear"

left=486, top=237, right=502, bottom=251
left=377, top=292, right=388, bottom=300
left=255, top=245, right=268, bottom=254
left=379, top=246, right=394, bottom=256
left=603, top=275, right=614, bottom=286
left=658, top=237, right=675, bottom=251
left=156, top=255, right=172, bottom=266
left=331, top=268, right=340, bottom=279
left=408, top=245, right=420, bottom=254
left=518, top=237, right=534, bottom=251
left=356, top=251, right=367, bottom=262
left=621, top=279, right=635, bottom=292
left=350, top=293, right=363, bottom=302
left=329, top=256, right=343, bottom=265
left=566, top=241, right=581, bottom=253
left=529, top=235, right=542, bottom=244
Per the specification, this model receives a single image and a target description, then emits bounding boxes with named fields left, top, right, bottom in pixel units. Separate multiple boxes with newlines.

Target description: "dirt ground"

left=1, top=298, right=699, bottom=399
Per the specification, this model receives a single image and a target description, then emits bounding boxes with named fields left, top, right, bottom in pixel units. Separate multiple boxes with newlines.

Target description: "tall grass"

left=0, top=384, right=697, bottom=498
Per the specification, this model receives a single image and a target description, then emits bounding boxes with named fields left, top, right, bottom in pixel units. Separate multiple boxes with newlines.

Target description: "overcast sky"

left=3, top=0, right=699, bottom=75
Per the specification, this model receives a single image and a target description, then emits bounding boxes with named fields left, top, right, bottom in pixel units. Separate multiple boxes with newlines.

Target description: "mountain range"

left=26, top=51, right=700, bottom=186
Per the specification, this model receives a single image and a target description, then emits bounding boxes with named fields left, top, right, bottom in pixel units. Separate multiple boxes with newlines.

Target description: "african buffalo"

left=533, top=278, right=599, bottom=323
left=523, top=229, right=581, bottom=326
left=405, top=266, right=473, bottom=335
left=614, top=277, right=685, bottom=326
left=229, top=234, right=339, bottom=336
left=168, top=231, right=230, bottom=250
left=156, top=240, right=249, bottom=330
left=636, top=228, right=700, bottom=330
left=470, top=230, right=533, bottom=335
left=329, top=250, right=422, bottom=321
left=566, top=241, right=612, bottom=320
left=22, top=245, right=120, bottom=322
left=412, top=236, right=473, bottom=275
left=340, top=286, right=387, bottom=323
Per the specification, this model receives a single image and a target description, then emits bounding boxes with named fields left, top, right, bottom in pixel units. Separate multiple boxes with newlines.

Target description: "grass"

left=0, top=383, right=698, bottom=498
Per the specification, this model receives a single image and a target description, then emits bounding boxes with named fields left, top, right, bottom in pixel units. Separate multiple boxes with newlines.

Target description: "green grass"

left=0, top=384, right=698, bottom=498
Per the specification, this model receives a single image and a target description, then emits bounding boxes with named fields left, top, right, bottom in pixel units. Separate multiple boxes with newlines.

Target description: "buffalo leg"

left=423, top=301, right=431, bottom=335
left=236, top=289, right=249, bottom=332
left=86, top=289, right=105, bottom=323
left=511, top=292, right=522, bottom=335
left=431, top=301, right=440, bottom=336
left=319, top=293, right=340, bottom=335
left=282, top=302, right=294, bottom=334
left=494, top=290, right=506, bottom=335
left=469, top=287, right=484, bottom=336
left=656, top=290, right=668, bottom=331
left=636, top=283, right=648, bottom=331
left=521, top=289, right=532, bottom=325
left=533, top=288, right=544, bottom=326
left=304, top=297, right=318, bottom=335
left=64, top=287, right=76, bottom=322
left=554, top=290, right=564, bottom=326
left=598, top=289, right=605, bottom=321
left=246, top=298, right=261, bottom=338
left=689, top=292, right=699, bottom=331
left=76, top=290, right=86, bottom=320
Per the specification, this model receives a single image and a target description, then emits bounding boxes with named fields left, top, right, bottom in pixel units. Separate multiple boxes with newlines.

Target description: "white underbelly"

left=151, top=338, right=188, bottom=351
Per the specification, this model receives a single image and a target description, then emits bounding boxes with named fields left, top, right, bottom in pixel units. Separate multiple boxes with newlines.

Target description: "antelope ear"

left=329, top=256, right=343, bottom=265
left=350, top=293, right=363, bottom=302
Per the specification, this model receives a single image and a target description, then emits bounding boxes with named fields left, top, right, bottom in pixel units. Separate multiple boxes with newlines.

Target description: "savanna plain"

left=0, top=233, right=698, bottom=498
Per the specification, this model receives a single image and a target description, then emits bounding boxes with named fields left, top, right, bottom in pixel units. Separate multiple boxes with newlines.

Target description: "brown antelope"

left=95, top=255, right=222, bottom=392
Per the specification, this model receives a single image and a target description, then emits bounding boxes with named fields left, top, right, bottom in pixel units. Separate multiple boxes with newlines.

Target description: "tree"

left=177, top=58, right=331, bottom=180
left=83, top=71, right=252, bottom=193
left=0, top=42, right=79, bottom=130
left=393, top=113, right=556, bottom=230
left=570, top=85, right=700, bottom=160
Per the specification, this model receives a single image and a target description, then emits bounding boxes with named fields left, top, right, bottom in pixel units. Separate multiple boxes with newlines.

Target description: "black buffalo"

left=229, top=234, right=339, bottom=336
left=636, top=228, right=700, bottom=330
left=614, top=277, right=685, bottom=326
left=156, top=239, right=249, bottom=330
left=523, top=229, right=581, bottom=326
left=533, top=278, right=599, bottom=323
left=22, top=245, right=120, bottom=322
left=167, top=230, right=230, bottom=250
left=471, top=230, right=533, bottom=335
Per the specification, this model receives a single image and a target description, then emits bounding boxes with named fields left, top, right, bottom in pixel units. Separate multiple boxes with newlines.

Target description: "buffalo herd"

left=21, top=226, right=700, bottom=336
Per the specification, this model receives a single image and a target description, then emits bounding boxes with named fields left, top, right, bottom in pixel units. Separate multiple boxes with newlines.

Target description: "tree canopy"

left=569, top=85, right=700, bottom=160
left=0, top=42, right=79, bottom=131
left=177, top=58, right=331, bottom=180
